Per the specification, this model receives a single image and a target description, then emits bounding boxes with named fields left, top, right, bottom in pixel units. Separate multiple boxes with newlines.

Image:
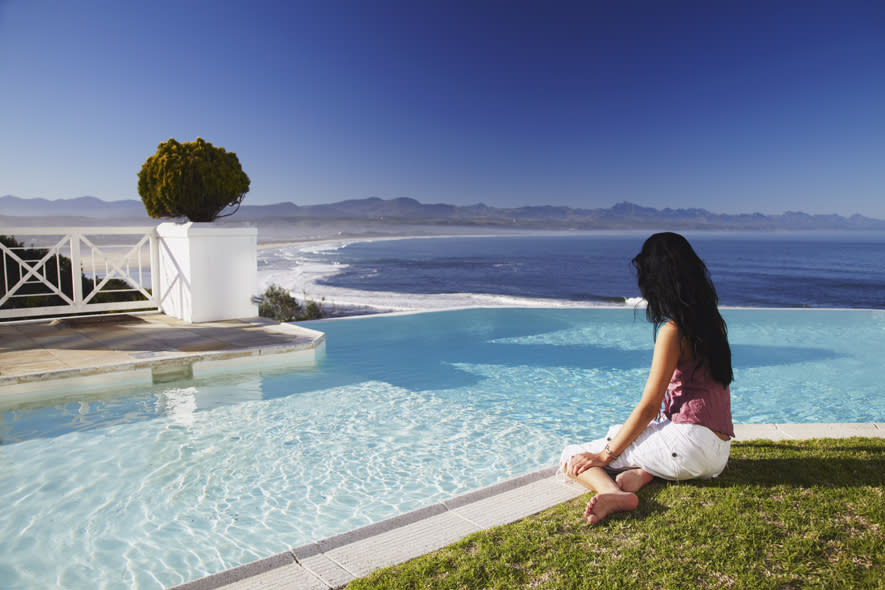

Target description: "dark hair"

left=632, top=232, right=733, bottom=386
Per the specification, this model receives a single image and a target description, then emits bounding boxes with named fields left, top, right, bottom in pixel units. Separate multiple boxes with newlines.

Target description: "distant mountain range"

left=2, top=194, right=884, bottom=230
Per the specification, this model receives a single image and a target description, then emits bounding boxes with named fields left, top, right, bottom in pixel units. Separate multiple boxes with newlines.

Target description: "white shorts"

left=559, top=419, right=731, bottom=482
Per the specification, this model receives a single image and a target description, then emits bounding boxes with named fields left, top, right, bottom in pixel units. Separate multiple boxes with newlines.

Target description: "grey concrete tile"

left=736, top=422, right=883, bottom=441
left=451, top=477, right=586, bottom=529
left=0, top=354, right=68, bottom=376
left=734, top=423, right=788, bottom=441
left=129, top=350, right=181, bottom=359
left=195, top=320, right=252, bottom=329
left=442, top=467, right=555, bottom=510
left=0, top=325, right=40, bottom=351
left=776, top=422, right=882, bottom=439
left=167, top=552, right=297, bottom=590
left=292, top=547, right=354, bottom=589
left=176, top=342, right=235, bottom=353
left=316, top=504, right=448, bottom=552
left=0, top=349, right=53, bottom=363
left=124, top=327, right=200, bottom=351
left=69, top=330, right=154, bottom=352
left=212, top=333, right=302, bottom=348
left=219, top=564, right=327, bottom=590
left=142, top=329, right=215, bottom=347
left=321, top=511, right=481, bottom=579
left=46, top=348, right=135, bottom=368
left=28, top=331, right=97, bottom=349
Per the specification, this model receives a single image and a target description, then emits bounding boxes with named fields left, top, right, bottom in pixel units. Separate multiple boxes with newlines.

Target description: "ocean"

left=257, top=231, right=885, bottom=314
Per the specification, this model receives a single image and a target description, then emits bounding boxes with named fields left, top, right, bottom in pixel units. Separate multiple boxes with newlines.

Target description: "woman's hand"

left=566, top=451, right=608, bottom=477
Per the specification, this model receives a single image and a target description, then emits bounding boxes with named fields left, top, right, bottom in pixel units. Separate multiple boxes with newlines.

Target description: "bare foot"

left=615, top=468, right=655, bottom=493
left=583, top=491, right=639, bottom=524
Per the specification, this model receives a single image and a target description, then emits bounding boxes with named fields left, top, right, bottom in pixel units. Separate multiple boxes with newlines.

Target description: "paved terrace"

left=0, top=315, right=880, bottom=589
left=0, top=312, right=325, bottom=394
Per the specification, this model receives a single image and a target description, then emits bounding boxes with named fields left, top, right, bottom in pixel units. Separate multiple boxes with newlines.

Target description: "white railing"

left=0, top=227, right=159, bottom=319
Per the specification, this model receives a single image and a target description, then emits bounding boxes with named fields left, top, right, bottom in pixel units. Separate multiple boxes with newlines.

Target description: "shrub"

left=137, top=137, right=250, bottom=222
left=258, top=284, right=300, bottom=322
left=301, top=299, right=324, bottom=320
left=257, top=284, right=326, bottom=322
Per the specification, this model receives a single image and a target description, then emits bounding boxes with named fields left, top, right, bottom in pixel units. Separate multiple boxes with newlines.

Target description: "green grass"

left=347, top=438, right=884, bottom=590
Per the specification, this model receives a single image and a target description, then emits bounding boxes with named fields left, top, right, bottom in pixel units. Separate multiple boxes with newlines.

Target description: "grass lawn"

left=347, top=438, right=884, bottom=589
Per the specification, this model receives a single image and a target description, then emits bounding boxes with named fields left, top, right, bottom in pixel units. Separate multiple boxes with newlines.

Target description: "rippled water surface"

left=1, top=308, right=883, bottom=588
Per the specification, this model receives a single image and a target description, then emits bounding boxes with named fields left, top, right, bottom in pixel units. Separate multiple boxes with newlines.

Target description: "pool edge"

left=166, top=422, right=883, bottom=590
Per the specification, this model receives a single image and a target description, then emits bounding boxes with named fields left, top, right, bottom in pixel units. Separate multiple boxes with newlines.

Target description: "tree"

left=137, top=137, right=250, bottom=222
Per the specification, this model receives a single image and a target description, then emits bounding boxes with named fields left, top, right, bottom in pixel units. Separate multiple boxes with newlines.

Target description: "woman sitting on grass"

left=561, top=232, right=734, bottom=524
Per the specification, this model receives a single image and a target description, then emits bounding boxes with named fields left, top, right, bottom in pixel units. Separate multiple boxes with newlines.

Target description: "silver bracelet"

left=604, top=443, right=619, bottom=460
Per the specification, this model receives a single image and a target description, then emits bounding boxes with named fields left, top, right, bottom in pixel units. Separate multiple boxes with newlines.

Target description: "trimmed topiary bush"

left=137, top=137, right=250, bottom=222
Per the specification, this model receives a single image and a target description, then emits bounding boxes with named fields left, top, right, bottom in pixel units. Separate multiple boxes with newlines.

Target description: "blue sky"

left=1, top=0, right=884, bottom=217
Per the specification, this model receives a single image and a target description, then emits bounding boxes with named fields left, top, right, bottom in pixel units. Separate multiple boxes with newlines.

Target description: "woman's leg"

left=615, top=468, right=655, bottom=493
left=574, top=467, right=639, bottom=524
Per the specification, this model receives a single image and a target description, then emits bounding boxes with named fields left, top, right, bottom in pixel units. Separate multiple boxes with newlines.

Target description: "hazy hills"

left=2, top=194, right=884, bottom=231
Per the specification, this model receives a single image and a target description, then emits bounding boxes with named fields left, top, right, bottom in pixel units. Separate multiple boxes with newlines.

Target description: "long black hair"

left=632, top=232, right=733, bottom=386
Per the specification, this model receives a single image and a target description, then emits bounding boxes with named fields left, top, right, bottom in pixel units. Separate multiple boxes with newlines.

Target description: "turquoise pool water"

left=1, top=308, right=883, bottom=588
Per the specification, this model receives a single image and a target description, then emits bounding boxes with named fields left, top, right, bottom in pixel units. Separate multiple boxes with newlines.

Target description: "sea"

left=256, top=231, right=885, bottom=314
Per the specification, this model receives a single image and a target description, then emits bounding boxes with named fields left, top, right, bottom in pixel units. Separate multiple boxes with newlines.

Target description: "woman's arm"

left=606, top=320, right=682, bottom=457
left=567, top=321, right=682, bottom=476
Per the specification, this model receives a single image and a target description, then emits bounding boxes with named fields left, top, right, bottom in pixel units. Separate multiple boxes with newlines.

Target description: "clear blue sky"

left=1, top=0, right=884, bottom=217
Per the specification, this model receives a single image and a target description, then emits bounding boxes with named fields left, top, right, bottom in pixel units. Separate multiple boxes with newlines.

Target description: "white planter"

left=156, top=222, right=258, bottom=323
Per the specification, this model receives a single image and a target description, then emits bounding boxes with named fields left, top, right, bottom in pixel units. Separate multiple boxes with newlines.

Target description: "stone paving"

left=0, top=312, right=325, bottom=395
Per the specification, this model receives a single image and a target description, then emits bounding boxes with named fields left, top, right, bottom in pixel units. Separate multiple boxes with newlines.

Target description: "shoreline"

left=256, top=231, right=627, bottom=318
left=255, top=231, right=885, bottom=319
left=256, top=236, right=644, bottom=318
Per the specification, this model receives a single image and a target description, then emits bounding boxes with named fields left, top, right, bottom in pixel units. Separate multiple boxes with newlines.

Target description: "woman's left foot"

left=584, top=491, right=639, bottom=524
left=615, top=468, right=654, bottom=493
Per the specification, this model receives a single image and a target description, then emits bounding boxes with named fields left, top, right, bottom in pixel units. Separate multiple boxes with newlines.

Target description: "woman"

left=561, top=232, right=734, bottom=524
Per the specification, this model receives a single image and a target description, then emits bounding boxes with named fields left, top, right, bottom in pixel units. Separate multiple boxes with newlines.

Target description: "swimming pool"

left=1, top=308, right=883, bottom=588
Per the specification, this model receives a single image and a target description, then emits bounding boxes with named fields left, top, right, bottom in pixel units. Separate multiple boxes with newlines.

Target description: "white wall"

left=156, top=223, right=258, bottom=323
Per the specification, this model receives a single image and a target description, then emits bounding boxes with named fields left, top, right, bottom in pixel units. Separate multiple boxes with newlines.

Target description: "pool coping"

left=0, top=313, right=326, bottom=396
left=168, top=422, right=882, bottom=590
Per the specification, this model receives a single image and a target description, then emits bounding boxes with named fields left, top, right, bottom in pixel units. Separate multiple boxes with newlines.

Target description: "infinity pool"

left=1, top=308, right=883, bottom=588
